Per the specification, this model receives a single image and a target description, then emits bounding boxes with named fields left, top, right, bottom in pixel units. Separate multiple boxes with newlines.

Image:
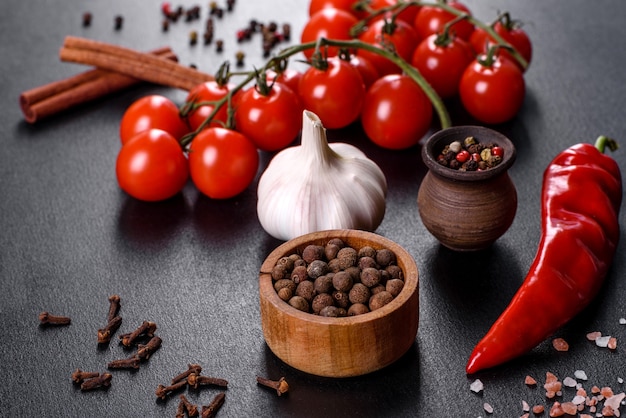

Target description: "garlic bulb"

left=257, top=110, right=387, bottom=241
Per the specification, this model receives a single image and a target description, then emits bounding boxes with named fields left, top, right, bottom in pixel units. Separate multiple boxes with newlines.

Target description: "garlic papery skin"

left=257, top=110, right=387, bottom=241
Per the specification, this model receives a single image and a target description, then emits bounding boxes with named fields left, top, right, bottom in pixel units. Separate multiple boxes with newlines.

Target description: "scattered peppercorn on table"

left=1, top=0, right=626, bottom=417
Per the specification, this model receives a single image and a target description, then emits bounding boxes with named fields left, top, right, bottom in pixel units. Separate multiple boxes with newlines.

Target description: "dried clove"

left=114, top=15, right=123, bottom=30
left=107, top=355, right=140, bottom=370
left=156, top=380, right=187, bottom=400
left=179, top=394, right=199, bottom=417
left=175, top=400, right=186, bottom=418
left=71, top=369, right=99, bottom=384
left=39, top=311, right=71, bottom=326
left=136, top=335, right=162, bottom=360
left=201, top=392, right=226, bottom=418
left=107, top=295, right=121, bottom=322
left=97, top=315, right=122, bottom=344
left=80, top=373, right=112, bottom=391
left=188, top=374, right=228, bottom=389
left=256, top=376, right=289, bottom=396
left=171, top=363, right=203, bottom=384
left=120, top=321, right=157, bottom=346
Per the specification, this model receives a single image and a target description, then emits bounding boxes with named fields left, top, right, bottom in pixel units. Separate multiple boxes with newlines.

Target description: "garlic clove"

left=257, top=110, right=387, bottom=241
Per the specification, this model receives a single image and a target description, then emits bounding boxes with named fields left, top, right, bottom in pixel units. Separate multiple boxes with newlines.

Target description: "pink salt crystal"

left=532, top=405, right=545, bottom=414
left=483, top=402, right=493, bottom=414
left=604, top=392, right=626, bottom=411
left=608, top=336, right=618, bottom=350
left=520, top=414, right=529, bottom=418
left=602, top=405, right=616, bottom=416
left=575, top=370, right=588, bottom=381
left=596, top=335, right=611, bottom=347
left=470, top=379, right=484, bottom=393
left=587, top=331, right=602, bottom=341
left=525, top=375, right=537, bottom=386
left=522, top=400, right=530, bottom=412
left=552, top=338, right=569, bottom=351
left=579, top=415, right=593, bottom=418
left=572, top=395, right=586, bottom=405
left=561, top=402, right=577, bottom=415
left=563, top=376, right=577, bottom=387
left=602, top=387, right=615, bottom=398
left=549, top=401, right=564, bottom=417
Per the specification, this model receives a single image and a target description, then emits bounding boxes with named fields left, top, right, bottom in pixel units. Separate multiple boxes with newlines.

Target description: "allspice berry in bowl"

left=417, top=125, right=518, bottom=251
left=259, top=229, right=419, bottom=378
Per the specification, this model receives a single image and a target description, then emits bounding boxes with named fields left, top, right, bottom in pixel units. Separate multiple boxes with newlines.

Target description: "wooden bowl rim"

left=421, top=125, right=517, bottom=182
left=259, top=229, right=419, bottom=326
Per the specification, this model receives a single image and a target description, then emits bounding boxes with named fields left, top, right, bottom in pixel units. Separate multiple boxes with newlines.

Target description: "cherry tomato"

left=459, top=53, right=525, bottom=124
left=469, top=17, right=532, bottom=71
left=184, top=81, right=240, bottom=132
left=308, top=0, right=365, bottom=19
left=360, top=74, right=433, bottom=150
left=358, top=18, right=419, bottom=76
left=298, top=57, right=365, bottom=129
left=414, top=1, right=474, bottom=41
left=188, top=127, right=259, bottom=199
left=368, top=0, right=421, bottom=26
left=411, top=33, right=474, bottom=99
left=116, top=129, right=189, bottom=202
left=119, top=95, right=189, bottom=145
left=301, top=8, right=359, bottom=59
left=234, top=82, right=303, bottom=152
left=265, top=68, right=303, bottom=94
left=348, top=54, right=380, bottom=89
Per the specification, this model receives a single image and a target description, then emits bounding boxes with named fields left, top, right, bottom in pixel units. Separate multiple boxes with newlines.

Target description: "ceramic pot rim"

left=421, top=125, right=517, bottom=182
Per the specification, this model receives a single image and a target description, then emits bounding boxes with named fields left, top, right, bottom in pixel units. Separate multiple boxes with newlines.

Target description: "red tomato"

left=298, top=57, right=365, bottom=129
left=308, top=0, right=365, bottom=19
left=411, top=33, right=475, bottom=99
left=188, top=128, right=259, bottom=199
left=119, top=95, right=189, bottom=144
left=358, top=18, right=419, bottom=76
left=348, top=54, right=380, bottom=89
left=234, top=82, right=303, bottom=152
left=368, top=0, right=421, bottom=25
left=301, top=8, right=359, bottom=59
left=414, top=1, right=474, bottom=41
left=360, top=74, right=433, bottom=150
left=184, top=81, right=240, bottom=131
left=265, top=68, right=303, bottom=94
left=116, top=129, right=189, bottom=202
left=469, top=18, right=532, bottom=71
left=459, top=54, right=525, bottom=124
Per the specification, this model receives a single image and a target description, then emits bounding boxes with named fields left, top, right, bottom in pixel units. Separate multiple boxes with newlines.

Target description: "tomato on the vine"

left=414, top=1, right=474, bottom=41
left=469, top=13, right=532, bottom=71
left=368, top=0, right=421, bottom=26
left=360, top=74, right=433, bottom=150
left=119, top=95, right=189, bottom=145
left=411, top=32, right=474, bottom=99
left=308, top=0, right=365, bottom=19
left=234, top=81, right=303, bottom=152
left=116, top=129, right=189, bottom=202
left=184, top=81, right=240, bottom=132
left=188, top=127, right=259, bottom=199
left=298, top=57, right=365, bottom=129
left=459, top=51, right=525, bottom=124
left=358, top=17, right=419, bottom=76
left=347, top=54, right=380, bottom=89
left=265, top=68, right=303, bottom=94
left=301, top=8, right=359, bottom=59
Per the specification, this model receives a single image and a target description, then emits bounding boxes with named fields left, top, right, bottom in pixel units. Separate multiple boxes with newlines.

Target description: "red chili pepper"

left=466, top=136, right=622, bottom=374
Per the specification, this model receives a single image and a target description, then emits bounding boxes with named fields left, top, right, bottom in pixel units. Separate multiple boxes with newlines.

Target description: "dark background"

left=1, top=1, right=625, bottom=416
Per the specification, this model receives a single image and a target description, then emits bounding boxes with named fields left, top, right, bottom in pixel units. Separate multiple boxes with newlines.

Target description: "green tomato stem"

left=595, top=135, right=619, bottom=154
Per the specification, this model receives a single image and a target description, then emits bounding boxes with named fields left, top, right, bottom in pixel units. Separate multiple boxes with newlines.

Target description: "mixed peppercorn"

left=270, top=239, right=404, bottom=317
left=437, top=136, right=504, bottom=171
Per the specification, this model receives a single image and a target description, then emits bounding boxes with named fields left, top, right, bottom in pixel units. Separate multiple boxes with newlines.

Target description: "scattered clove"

left=188, top=374, right=228, bottom=390
left=71, top=369, right=99, bottom=384
left=201, top=392, right=226, bottom=418
left=256, top=376, right=289, bottom=396
left=179, top=394, right=199, bottom=417
left=171, top=363, right=203, bottom=384
left=136, top=335, right=162, bottom=360
left=156, top=380, right=187, bottom=400
left=80, top=373, right=112, bottom=391
left=97, top=315, right=122, bottom=344
left=39, top=311, right=71, bottom=326
left=107, top=355, right=140, bottom=370
left=120, top=321, right=157, bottom=347
left=82, top=12, right=92, bottom=27
left=107, top=295, right=121, bottom=322
left=114, top=15, right=123, bottom=30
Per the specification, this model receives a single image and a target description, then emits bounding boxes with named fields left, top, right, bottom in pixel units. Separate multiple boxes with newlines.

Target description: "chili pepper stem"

left=595, top=135, right=619, bottom=153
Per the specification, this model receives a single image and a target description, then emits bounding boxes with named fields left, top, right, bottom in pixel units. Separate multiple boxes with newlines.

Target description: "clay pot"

left=259, top=229, right=419, bottom=377
left=417, top=126, right=517, bottom=251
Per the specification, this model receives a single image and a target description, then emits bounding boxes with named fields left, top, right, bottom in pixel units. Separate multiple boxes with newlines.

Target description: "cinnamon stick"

left=20, top=47, right=177, bottom=123
left=59, top=36, right=213, bottom=91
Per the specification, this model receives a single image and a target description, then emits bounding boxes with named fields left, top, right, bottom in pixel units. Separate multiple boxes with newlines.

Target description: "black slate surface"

left=1, top=0, right=625, bottom=417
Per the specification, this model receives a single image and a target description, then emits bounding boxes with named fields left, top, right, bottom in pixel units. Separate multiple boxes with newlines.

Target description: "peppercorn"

left=327, top=258, right=342, bottom=273
left=313, top=275, right=333, bottom=294
left=290, top=265, right=307, bottom=284
left=295, top=280, right=315, bottom=302
left=386, top=279, right=405, bottom=297
left=336, top=247, right=357, bottom=269
left=370, top=284, right=386, bottom=295
left=386, top=265, right=404, bottom=281
left=369, top=290, right=394, bottom=311
left=162, top=19, right=170, bottom=31
left=332, top=270, right=353, bottom=292
left=311, top=293, right=335, bottom=314
left=277, top=286, right=293, bottom=301
left=302, top=244, right=324, bottom=264
left=324, top=242, right=342, bottom=260
left=357, top=246, right=376, bottom=259
left=360, top=267, right=381, bottom=288
left=203, top=31, right=213, bottom=45
left=288, top=296, right=309, bottom=312
left=347, top=303, right=369, bottom=316
left=320, top=306, right=347, bottom=317
left=358, top=256, right=378, bottom=270
left=348, top=283, right=370, bottom=305
left=332, top=290, right=350, bottom=309
left=306, top=259, right=328, bottom=279
left=282, top=23, right=291, bottom=41
left=274, top=279, right=296, bottom=295
left=375, top=249, right=396, bottom=267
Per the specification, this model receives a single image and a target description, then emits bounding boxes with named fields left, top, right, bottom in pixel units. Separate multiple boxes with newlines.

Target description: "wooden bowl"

left=259, top=229, right=419, bottom=378
left=417, top=126, right=518, bottom=251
